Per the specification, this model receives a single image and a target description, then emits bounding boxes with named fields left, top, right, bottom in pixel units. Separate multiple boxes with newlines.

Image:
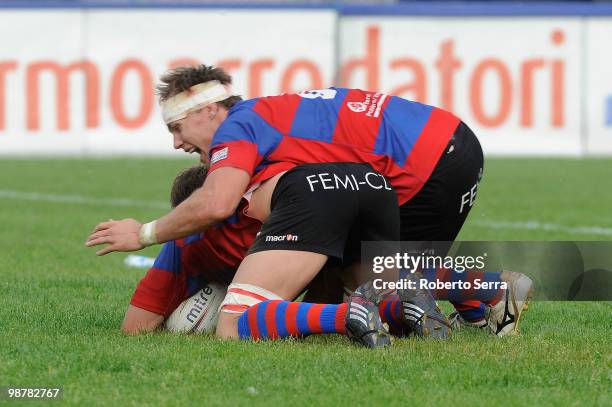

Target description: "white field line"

left=472, top=219, right=612, bottom=237
left=0, top=189, right=168, bottom=210
left=2, top=189, right=611, bottom=236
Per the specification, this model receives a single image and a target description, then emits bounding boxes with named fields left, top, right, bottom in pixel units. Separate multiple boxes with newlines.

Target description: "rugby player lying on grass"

left=127, top=161, right=430, bottom=347
left=123, top=164, right=404, bottom=345
left=123, top=165, right=345, bottom=334
left=122, top=165, right=532, bottom=340
left=121, top=165, right=258, bottom=334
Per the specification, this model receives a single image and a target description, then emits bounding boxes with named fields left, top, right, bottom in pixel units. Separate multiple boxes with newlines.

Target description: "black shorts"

left=302, top=123, right=483, bottom=299
left=400, top=121, right=484, bottom=248
left=248, top=162, right=400, bottom=260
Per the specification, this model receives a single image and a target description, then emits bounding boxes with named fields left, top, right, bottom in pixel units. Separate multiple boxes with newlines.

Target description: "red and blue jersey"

left=130, top=200, right=260, bottom=316
left=209, top=88, right=460, bottom=204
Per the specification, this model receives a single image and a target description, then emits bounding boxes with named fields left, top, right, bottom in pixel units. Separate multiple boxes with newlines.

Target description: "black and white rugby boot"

left=345, top=281, right=392, bottom=348
left=396, top=272, right=452, bottom=339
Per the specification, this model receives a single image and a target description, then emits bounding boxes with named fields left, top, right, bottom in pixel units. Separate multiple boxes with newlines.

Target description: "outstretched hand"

left=85, top=218, right=144, bottom=256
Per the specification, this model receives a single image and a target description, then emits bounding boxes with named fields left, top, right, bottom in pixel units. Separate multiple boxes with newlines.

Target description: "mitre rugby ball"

left=164, top=283, right=227, bottom=334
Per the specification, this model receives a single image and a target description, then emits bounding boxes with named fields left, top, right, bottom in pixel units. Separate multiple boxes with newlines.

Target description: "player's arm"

left=121, top=305, right=164, bottom=335
left=85, top=166, right=250, bottom=255
left=86, top=110, right=263, bottom=255
left=154, top=166, right=250, bottom=242
left=123, top=241, right=179, bottom=335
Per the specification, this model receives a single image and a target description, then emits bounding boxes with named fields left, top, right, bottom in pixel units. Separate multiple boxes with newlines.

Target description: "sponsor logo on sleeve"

left=211, top=146, right=229, bottom=164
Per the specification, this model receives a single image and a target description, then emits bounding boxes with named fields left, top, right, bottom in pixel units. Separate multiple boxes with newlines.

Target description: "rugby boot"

left=448, top=312, right=488, bottom=331
left=396, top=271, right=452, bottom=339
left=485, top=271, right=533, bottom=336
left=345, top=281, right=392, bottom=348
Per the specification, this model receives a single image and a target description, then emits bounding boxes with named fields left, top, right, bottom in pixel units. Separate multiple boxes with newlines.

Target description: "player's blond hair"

left=156, top=65, right=242, bottom=110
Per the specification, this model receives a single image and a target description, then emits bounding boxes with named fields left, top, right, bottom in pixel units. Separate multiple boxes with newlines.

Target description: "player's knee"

left=216, top=283, right=283, bottom=340
left=218, top=283, right=282, bottom=314
left=215, top=320, right=239, bottom=340
left=215, top=312, right=240, bottom=339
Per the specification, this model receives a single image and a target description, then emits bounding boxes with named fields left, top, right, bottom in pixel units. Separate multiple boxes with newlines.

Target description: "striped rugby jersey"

left=209, top=88, right=460, bottom=204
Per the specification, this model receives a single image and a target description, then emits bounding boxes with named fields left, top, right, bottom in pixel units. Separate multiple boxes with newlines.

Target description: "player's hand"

left=85, top=218, right=144, bottom=256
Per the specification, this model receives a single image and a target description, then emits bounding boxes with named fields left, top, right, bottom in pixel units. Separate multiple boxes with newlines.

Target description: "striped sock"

left=421, top=268, right=505, bottom=304
left=378, top=294, right=404, bottom=334
left=378, top=295, right=487, bottom=324
left=237, top=301, right=347, bottom=340
left=419, top=267, right=505, bottom=322
left=452, top=300, right=486, bottom=322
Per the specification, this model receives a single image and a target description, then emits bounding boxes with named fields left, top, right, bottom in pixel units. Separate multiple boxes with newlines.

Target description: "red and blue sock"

left=378, top=294, right=405, bottom=335
left=452, top=300, right=487, bottom=322
left=420, top=267, right=504, bottom=322
left=237, top=301, right=347, bottom=340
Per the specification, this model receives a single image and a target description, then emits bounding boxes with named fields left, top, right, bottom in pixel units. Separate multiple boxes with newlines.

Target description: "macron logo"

left=265, top=234, right=299, bottom=242
left=211, top=147, right=229, bottom=165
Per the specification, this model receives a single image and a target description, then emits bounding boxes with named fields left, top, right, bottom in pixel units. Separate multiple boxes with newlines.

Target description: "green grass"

left=0, top=158, right=610, bottom=406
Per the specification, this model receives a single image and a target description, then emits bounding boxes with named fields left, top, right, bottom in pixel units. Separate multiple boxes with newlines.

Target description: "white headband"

left=161, top=80, right=232, bottom=124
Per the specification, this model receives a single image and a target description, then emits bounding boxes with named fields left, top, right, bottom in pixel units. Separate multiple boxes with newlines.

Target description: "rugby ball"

left=164, top=283, right=227, bottom=334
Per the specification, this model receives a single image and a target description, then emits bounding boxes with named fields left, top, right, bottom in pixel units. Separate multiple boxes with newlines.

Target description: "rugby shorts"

left=248, top=162, right=400, bottom=261
left=400, top=121, right=484, bottom=246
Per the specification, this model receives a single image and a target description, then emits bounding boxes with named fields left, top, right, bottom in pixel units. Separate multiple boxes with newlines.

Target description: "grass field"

left=0, top=158, right=610, bottom=406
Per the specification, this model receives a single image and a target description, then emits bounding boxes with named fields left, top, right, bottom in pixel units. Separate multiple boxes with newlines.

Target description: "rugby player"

left=87, top=65, right=532, bottom=337
left=121, top=165, right=260, bottom=334
left=124, top=165, right=529, bottom=339
left=122, top=163, right=399, bottom=346
left=216, top=161, right=402, bottom=346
